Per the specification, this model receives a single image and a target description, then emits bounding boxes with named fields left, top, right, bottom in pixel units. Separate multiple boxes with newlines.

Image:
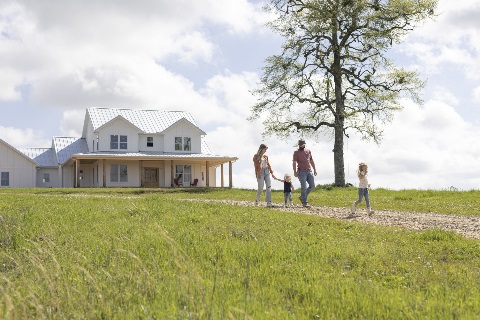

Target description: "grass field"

left=1, top=187, right=479, bottom=319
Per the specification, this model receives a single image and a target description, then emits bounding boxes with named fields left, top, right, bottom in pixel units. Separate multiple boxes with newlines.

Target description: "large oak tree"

left=250, top=0, right=438, bottom=186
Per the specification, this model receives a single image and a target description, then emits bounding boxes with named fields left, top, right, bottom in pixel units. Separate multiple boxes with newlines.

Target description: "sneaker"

left=254, top=201, right=258, bottom=206
left=351, top=203, right=356, bottom=214
left=266, top=202, right=272, bottom=208
left=368, top=208, right=374, bottom=216
left=302, top=203, right=310, bottom=208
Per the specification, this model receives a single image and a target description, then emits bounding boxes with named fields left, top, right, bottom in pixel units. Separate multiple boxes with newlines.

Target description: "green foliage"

left=0, top=188, right=479, bottom=319
left=252, top=0, right=438, bottom=186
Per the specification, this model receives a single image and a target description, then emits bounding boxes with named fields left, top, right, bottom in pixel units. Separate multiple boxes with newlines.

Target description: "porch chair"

left=190, top=178, right=199, bottom=187
left=173, top=178, right=183, bottom=187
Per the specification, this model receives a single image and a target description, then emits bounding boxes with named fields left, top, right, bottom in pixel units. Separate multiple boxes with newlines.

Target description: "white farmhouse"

left=0, top=108, right=237, bottom=188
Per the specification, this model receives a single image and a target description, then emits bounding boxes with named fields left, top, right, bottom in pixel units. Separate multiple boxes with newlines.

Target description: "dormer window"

left=111, top=135, right=127, bottom=150
left=120, top=135, right=127, bottom=149
left=175, top=137, right=191, bottom=151
left=147, top=137, right=153, bottom=147
left=184, top=137, right=191, bottom=151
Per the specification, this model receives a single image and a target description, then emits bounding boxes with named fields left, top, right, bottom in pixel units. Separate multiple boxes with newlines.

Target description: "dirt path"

left=185, top=199, right=480, bottom=240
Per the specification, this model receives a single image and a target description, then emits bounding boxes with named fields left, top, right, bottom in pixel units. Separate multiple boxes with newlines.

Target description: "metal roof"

left=18, top=148, right=57, bottom=167
left=70, top=151, right=237, bottom=167
left=53, top=137, right=89, bottom=164
left=86, top=108, right=202, bottom=133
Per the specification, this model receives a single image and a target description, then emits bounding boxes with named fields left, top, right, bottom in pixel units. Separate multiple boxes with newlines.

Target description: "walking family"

left=253, top=140, right=317, bottom=208
left=253, top=140, right=375, bottom=214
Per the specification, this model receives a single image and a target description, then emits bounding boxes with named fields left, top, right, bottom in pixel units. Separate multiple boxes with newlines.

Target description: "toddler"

left=351, top=162, right=374, bottom=216
left=274, top=174, right=295, bottom=207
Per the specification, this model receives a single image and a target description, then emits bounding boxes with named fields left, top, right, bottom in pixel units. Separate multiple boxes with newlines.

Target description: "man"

left=292, top=139, right=317, bottom=207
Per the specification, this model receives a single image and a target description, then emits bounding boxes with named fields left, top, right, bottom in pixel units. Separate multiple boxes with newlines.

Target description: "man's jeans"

left=354, top=188, right=371, bottom=208
left=256, top=169, right=272, bottom=203
left=298, top=170, right=315, bottom=205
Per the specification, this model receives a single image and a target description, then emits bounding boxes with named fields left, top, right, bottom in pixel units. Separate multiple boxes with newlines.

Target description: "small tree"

left=250, top=0, right=438, bottom=186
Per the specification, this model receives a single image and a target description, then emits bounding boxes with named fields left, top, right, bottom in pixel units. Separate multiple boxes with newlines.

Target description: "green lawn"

left=1, top=188, right=479, bottom=319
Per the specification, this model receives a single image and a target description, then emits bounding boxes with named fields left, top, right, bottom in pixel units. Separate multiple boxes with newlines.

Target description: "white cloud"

left=0, top=126, right=50, bottom=148
left=342, top=99, right=480, bottom=190
left=472, top=87, right=480, bottom=104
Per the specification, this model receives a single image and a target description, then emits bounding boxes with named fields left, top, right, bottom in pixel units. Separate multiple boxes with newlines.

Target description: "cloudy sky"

left=1, top=0, right=479, bottom=190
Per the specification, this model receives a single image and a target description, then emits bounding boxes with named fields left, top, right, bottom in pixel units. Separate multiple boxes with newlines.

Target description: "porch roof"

left=67, top=151, right=238, bottom=167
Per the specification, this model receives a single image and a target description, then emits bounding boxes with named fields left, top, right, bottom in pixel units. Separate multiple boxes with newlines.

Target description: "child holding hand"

left=351, top=162, right=374, bottom=216
left=273, top=174, right=295, bottom=207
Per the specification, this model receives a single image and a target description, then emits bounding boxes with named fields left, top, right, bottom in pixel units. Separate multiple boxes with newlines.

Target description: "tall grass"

left=0, top=188, right=479, bottom=319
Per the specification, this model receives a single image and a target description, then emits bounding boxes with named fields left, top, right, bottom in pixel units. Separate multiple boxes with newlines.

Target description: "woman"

left=253, top=143, right=274, bottom=207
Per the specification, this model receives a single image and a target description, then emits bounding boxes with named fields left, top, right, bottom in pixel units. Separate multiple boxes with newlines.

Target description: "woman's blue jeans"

left=256, top=170, right=271, bottom=203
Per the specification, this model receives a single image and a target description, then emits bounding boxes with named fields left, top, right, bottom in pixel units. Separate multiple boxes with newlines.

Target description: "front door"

left=143, top=168, right=158, bottom=188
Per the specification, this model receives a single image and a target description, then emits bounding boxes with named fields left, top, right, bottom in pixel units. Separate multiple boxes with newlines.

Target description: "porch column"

left=206, top=161, right=210, bottom=187
left=102, top=160, right=106, bottom=187
left=139, top=161, right=143, bottom=187
left=229, top=161, right=233, bottom=188
left=58, top=165, right=62, bottom=188
left=221, top=164, right=224, bottom=187
left=75, top=159, right=79, bottom=188
left=170, top=160, right=174, bottom=187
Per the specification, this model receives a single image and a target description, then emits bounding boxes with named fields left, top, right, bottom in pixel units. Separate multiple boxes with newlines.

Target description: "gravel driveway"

left=186, top=199, right=480, bottom=240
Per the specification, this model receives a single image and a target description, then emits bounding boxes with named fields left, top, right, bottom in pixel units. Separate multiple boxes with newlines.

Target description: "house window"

left=175, top=137, right=191, bottom=151
left=110, top=135, right=127, bottom=149
left=110, top=165, right=118, bottom=182
left=175, top=165, right=192, bottom=184
left=147, top=137, right=153, bottom=147
left=120, top=165, right=128, bottom=182
left=110, top=135, right=118, bottom=149
left=110, top=164, right=128, bottom=182
left=184, top=137, right=191, bottom=151
left=43, top=173, right=50, bottom=183
left=175, top=137, right=182, bottom=151
left=1, top=172, right=9, bottom=186
left=120, top=135, right=127, bottom=149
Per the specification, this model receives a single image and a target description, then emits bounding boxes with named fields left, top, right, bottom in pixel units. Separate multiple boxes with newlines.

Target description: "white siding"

left=163, top=120, right=203, bottom=153
left=85, top=120, right=96, bottom=152
left=0, top=142, right=36, bottom=188
left=62, top=166, right=74, bottom=188
left=138, top=134, right=164, bottom=152
left=97, top=118, right=141, bottom=152
left=36, top=168, right=60, bottom=188
left=104, top=160, right=140, bottom=187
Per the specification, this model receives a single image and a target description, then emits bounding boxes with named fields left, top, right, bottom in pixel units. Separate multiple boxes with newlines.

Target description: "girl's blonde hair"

left=284, top=173, right=291, bottom=181
left=357, top=162, right=368, bottom=177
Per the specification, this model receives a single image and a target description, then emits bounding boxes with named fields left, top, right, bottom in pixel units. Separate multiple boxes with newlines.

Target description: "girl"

left=253, top=144, right=274, bottom=207
left=273, top=173, right=295, bottom=207
left=351, top=162, right=374, bottom=216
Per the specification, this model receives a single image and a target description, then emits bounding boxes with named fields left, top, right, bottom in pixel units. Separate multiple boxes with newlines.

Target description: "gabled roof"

left=163, top=118, right=206, bottom=135
left=95, top=114, right=143, bottom=133
left=0, top=139, right=39, bottom=166
left=84, top=108, right=200, bottom=135
left=53, top=137, right=89, bottom=164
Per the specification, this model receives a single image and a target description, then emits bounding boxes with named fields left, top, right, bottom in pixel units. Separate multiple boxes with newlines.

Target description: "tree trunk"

left=332, top=25, right=346, bottom=187
left=333, top=121, right=345, bottom=187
